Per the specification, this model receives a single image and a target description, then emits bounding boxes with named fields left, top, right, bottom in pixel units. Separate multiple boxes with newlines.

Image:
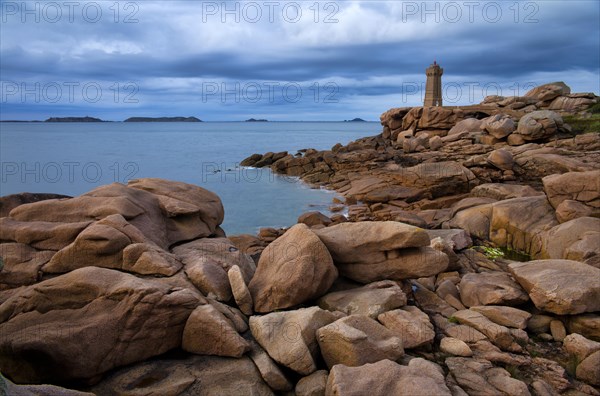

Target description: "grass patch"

left=563, top=113, right=600, bottom=134
left=448, top=316, right=459, bottom=324
left=475, top=246, right=505, bottom=260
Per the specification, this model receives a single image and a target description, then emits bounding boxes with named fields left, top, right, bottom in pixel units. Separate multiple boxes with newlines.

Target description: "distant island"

left=124, top=116, right=202, bottom=122
left=245, top=118, right=268, bottom=122
left=45, top=116, right=104, bottom=122
left=344, top=118, right=367, bottom=122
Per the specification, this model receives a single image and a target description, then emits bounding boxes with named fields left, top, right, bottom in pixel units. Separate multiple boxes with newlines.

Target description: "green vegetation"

left=563, top=113, right=600, bottom=134
left=476, top=246, right=505, bottom=260
left=447, top=316, right=459, bottom=324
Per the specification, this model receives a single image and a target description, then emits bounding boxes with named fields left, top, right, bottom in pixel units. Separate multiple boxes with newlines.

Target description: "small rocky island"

left=1, top=82, right=600, bottom=395
left=124, top=116, right=202, bottom=122
left=344, top=118, right=367, bottom=122
left=45, top=116, right=104, bottom=122
left=246, top=118, right=268, bottom=122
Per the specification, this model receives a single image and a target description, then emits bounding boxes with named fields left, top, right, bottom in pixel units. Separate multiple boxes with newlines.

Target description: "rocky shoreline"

left=1, top=82, right=600, bottom=395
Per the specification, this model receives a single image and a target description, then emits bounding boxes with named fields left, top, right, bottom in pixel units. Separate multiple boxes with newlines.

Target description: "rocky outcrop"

left=3, top=81, right=600, bottom=394
left=0, top=266, right=201, bottom=383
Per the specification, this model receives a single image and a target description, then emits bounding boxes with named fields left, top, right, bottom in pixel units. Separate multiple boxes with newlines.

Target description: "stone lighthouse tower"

left=424, top=61, right=443, bottom=106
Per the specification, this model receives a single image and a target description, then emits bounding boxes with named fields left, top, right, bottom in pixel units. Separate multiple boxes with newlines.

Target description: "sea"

left=0, top=122, right=380, bottom=234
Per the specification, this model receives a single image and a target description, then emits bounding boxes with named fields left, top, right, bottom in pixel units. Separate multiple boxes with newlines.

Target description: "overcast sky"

left=1, top=0, right=598, bottom=121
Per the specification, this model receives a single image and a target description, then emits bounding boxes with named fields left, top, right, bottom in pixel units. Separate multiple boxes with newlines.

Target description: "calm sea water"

left=0, top=122, right=379, bottom=234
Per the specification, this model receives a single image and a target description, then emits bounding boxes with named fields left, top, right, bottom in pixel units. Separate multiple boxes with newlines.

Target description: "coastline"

left=1, top=82, right=600, bottom=394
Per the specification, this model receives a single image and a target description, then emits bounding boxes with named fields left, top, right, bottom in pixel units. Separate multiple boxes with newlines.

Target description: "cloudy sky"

left=1, top=0, right=598, bottom=121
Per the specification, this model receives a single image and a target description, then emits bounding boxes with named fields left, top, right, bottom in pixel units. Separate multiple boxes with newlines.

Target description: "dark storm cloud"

left=1, top=0, right=598, bottom=120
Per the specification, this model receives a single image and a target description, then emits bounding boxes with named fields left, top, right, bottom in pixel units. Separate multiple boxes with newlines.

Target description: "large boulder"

left=525, top=82, right=571, bottom=101
left=516, top=110, right=566, bottom=141
left=0, top=267, right=201, bottom=383
left=458, top=272, right=529, bottom=307
left=314, top=221, right=448, bottom=283
left=249, top=307, right=342, bottom=375
left=7, top=179, right=224, bottom=249
left=173, top=237, right=256, bottom=302
left=509, top=260, right=600, bottom=315
left=249, top=224, right=337, bottom=313
left=326, top=358, right=452, bottom=396
left=542, top=170, right=600, bottom=210
left=317, top=315, right=404, bottom=368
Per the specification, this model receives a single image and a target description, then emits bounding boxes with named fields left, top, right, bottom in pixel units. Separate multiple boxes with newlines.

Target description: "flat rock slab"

left=509, top=259, right=600, bottom=315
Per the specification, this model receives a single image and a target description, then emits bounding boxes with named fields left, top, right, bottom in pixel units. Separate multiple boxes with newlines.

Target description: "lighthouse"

left=424, top=61, right=443, bottom=106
